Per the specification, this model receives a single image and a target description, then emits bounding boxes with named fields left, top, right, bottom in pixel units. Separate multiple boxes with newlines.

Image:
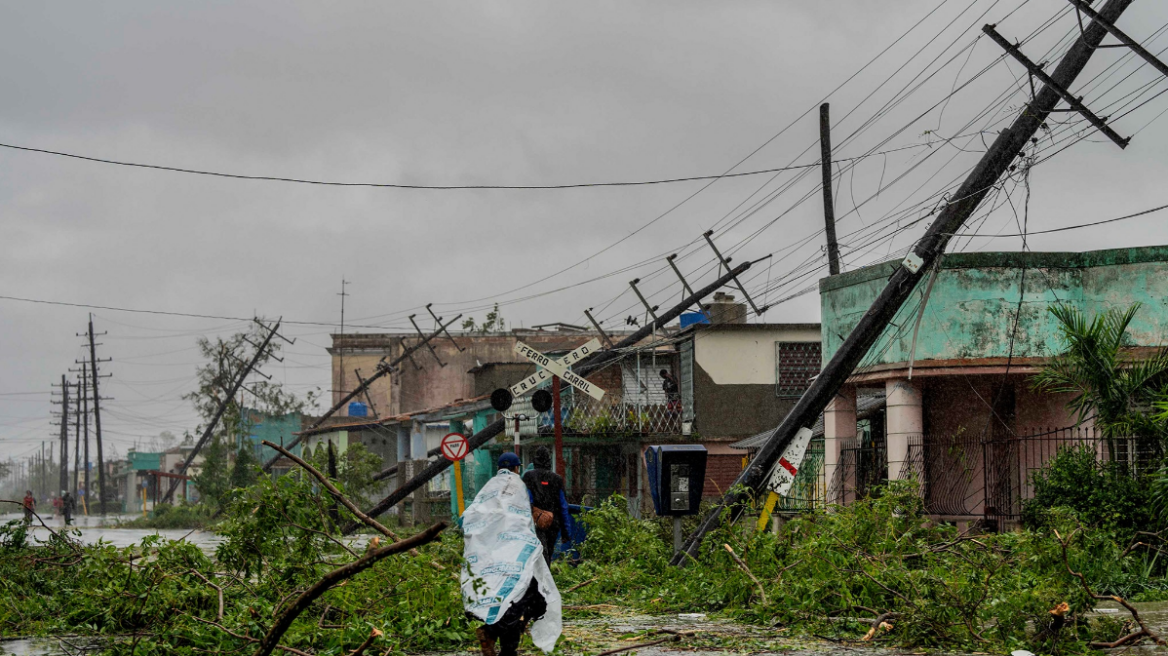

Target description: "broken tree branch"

left=723, top=544, right=767, bottom=606
left=595, top=635, right=679, bottom=656
left=347, top=627, right=383, bottom=656
left=563, top=578, right=597, bottom=594
left=253, top=521, right=446, bottom=656
left=187, top=570, right=224, bottom=621
left=1055, top=528, right=1166, bottom=648
left=262, top=440, right=399, bottom=542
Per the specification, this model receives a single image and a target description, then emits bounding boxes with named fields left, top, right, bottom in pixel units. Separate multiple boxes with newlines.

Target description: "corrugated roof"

left=730, top=393, right=886, bottom=450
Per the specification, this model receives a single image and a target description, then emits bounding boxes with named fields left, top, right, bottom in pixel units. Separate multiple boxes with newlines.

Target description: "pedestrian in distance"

left=521, top=446, right=573, bottom=566
left=21, top=490, right=36, bottom=525
left=462, top=452, right=561, bottom=656
left=62, top=491, right=75, bottom=526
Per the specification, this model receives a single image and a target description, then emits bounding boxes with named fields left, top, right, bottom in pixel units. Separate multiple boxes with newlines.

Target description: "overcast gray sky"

left=4, top=0, right=1168, bottom=460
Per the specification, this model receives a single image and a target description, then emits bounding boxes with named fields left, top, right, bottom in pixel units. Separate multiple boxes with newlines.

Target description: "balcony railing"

left=538, top=390, right=682, bottom=437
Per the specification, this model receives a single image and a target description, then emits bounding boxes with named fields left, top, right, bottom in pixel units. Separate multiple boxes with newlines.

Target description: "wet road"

left=0, top=512, right=224, bottom=551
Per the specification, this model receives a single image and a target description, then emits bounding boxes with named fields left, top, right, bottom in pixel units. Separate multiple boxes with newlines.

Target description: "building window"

left=776, top=342, right=821, bottom=398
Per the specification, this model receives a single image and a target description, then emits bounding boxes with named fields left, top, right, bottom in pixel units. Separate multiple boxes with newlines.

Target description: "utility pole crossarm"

left=1067, top=0, right=1168, bottom=81
left=984, top=25, right=1130, bottom=149
left=671, top=0, right=1135, bottom=566
left=702, top=231, right=768, bottom=315
left=259, top=313, right=462, bottom=472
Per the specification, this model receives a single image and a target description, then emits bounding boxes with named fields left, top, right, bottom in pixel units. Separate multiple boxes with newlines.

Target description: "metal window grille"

left=775, top=342, right=821, bottom=398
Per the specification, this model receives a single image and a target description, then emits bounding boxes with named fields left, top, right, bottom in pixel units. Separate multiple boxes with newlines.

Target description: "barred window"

left=776, top=342, right=821, bottom=397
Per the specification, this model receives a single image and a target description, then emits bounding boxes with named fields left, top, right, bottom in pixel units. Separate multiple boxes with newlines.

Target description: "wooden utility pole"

left=672, top=0, right=1137, bottom=566
left=162, top=320, right=283, bottom=503
left=337, top=278, right=350, bottom=405
left=73, top=380, right=81, bottom=494
left=81, top=363, right=90, bottom=508
left=260, top=314, right=462, bottom=472
left=85, top=316, right=109, bottom=514
left=58, top=374, right=69, bottom=496
left=821, top=103, right=841, bottom=276
left=552, top=376, right=564, bottom=478
left=346, top=258, right=762, bottom=533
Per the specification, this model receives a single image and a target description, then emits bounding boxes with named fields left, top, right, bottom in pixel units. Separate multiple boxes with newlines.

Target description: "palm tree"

left=1032, top=303, right=1168, bottom=460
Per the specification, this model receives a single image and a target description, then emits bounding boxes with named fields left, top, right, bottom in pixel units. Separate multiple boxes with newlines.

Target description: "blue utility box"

left=645, top=445, right=707, bottom=516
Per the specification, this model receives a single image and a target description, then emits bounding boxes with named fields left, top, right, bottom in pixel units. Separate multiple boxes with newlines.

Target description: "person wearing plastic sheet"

left=521, top=446, right=572, bottom=565
left=463, top=452, right=561, bottom=656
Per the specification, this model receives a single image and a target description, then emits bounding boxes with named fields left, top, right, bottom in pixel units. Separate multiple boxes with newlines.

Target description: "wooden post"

left=821, top=103, right=840, bottom=276
left=453, top=459, right=465, bottom=516
left=553, top=376, right=564, bottom=478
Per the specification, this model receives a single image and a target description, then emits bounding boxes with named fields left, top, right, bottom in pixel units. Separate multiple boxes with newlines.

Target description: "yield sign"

left=511, top=339, right=605, bottom=401
left=440, top=432, right=469, bottom=462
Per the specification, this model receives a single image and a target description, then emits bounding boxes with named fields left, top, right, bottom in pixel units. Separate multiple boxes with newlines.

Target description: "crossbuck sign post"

left=510, top=339, right=605, bottom=477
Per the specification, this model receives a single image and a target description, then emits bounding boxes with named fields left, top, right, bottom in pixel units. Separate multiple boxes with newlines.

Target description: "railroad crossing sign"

left=510, top=339, right=605, bottom=401
left=440, top=432, right=469, bottom=462
left=756, top=426, right=814, bottom=531
left=766, top=427, right=813, bottom=495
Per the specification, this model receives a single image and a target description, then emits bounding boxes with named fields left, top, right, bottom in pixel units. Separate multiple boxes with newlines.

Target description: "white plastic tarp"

left=461, top=469, right=562, bottom=652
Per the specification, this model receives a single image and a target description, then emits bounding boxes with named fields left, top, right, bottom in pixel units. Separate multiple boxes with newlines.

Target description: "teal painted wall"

left=820, top=246, right=1168, bottom=367
left=242, top=410, right=304, bottom=462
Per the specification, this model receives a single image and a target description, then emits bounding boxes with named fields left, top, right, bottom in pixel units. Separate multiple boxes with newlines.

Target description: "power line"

left=0, top=140, right=936, bottom=191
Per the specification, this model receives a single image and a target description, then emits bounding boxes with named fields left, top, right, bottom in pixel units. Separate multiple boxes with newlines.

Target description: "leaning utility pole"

left=673, top=0, right=1138, bottom=565
left=259, top=314, right=462, bottom=473
left=345, top=258, right=761, bottom=533
left=820, top=103, right=841, bottom=276
left=162, top=319, right=284, bottom=503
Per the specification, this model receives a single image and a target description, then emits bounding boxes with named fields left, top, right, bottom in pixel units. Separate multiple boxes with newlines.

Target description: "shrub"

left=1021, top=444, right=1156, bottom=538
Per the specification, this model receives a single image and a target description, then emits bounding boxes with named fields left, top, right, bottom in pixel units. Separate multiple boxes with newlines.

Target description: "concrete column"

left=396, top=425, right=410, bottom=463
left=824, top=386, right=857, bottom=505
left=886, top=378, right=923, bottom=482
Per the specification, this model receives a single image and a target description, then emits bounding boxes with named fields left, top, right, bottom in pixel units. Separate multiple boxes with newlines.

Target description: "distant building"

left=327, top=325, right=628, bottom=418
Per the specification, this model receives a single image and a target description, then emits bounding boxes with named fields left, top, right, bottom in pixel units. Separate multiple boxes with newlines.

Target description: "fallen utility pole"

left=671, top=0, right=1135, bottom=565
left=162, top=320, right=282, bottom=504
left=260, top=313, right=462, bottom=472
left=345, top=259, right=758, bottom=533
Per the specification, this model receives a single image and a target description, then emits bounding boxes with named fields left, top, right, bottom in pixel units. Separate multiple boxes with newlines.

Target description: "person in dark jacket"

left=62, top=491, right=75, bottom=526
left=521, top=446, right=573, bottom=565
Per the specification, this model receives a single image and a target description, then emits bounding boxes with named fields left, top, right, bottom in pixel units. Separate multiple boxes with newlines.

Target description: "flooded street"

left=0, top=512, right=224, bottom=551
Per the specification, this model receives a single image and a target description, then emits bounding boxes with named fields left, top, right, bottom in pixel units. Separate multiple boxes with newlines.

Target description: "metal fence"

left=829, top=437, right=889, bottom=506
left=979, top=427, right=1160, bottom=521
left=830, top=427, right=1160, bottom=522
